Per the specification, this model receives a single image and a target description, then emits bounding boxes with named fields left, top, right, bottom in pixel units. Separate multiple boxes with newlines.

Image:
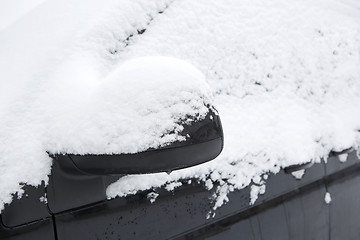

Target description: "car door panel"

left=0, top=218, right=55, bottom=240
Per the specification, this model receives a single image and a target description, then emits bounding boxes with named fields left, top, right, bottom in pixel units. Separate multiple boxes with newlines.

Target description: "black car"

left=1, top=101, right=359, bottom=240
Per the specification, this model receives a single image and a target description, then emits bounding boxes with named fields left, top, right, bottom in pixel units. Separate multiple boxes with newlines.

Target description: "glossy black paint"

left=51, top=151, right=360, bottom=240
left=0, top=218, right=55, bottom=240
left=1, top=183, right=50, bottom=228
left=46, top=155, right=108, bottom=213
left=198, top=151, right=360, bottom=240
left=1, top=149, right=360, bottom=239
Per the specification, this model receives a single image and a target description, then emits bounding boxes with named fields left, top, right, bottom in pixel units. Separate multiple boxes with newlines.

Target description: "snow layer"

left=1, top=0, right=360, bottom=212
left=0, top=0, right=47, bottom=30
left=106, top=0, right=360, bottom=208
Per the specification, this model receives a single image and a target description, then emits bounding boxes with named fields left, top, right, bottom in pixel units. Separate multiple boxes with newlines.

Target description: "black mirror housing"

left=55, top=108, right=223, bottom=175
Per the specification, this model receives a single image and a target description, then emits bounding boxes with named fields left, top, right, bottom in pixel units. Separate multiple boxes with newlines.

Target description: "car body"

left=1, top=1, right=360, bottom=240
left=1, top=144, right=359, bottom=239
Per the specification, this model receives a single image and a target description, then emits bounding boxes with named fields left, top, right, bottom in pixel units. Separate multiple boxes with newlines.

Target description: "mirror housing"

left=55, top=108, right=223, bottom=175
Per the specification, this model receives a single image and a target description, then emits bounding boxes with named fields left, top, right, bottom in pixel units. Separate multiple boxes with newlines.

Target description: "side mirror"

left=55, top=107, right=223, bottom=175
left=50, top=57, right=224, bottom=175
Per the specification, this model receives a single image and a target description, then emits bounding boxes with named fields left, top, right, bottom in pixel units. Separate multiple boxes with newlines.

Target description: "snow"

left=165, top=182, right=183, bottom=192
left=292, top=169, right=306, bottom=180
left=0, top=0, right=48, bottom=30
left=1, top=0, right=360, bottom=212
left=39, top=195, right=47, bottom=204
left=106, top=0, right=360, bottom=209
left=338, top=153, right=349, bottom=163
left=45, top=56, right=211, bottom=155
left=147, top=192, right=159, bottom=204
left=324, top=192, right=332, bottom=204
left=0, top=55, right=210, bottom=211
left=250, top=185, right=266, bottom=205
left=0, top=0, right=210, bottom=211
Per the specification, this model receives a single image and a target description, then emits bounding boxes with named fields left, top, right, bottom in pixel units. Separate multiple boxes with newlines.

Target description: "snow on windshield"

left=1, top=0, right=360, bottom=212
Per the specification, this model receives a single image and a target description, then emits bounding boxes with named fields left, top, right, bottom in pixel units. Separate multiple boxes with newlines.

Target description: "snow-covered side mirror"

left=56, top=107, right=223, bottom=175
left=50, top=56, right=223, bottom=175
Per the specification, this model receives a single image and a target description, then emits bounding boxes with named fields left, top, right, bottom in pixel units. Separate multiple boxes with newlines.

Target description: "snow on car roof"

left=1, top=0, right=360, bottom=212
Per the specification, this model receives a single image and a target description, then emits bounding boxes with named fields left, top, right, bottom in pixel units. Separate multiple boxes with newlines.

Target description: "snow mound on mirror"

left=0, top=55, right=211, bottom=213
left=45, top=56, right=212, bottom=155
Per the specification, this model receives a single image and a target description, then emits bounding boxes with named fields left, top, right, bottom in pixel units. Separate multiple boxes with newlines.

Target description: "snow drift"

left=1, top=0, right=360, bottom=212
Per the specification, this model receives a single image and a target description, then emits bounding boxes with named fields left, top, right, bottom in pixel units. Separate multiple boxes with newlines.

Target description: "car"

left=1, top=136, right=359, bottom=239
left=0, top=104, right=225, bottom=240
left=1, top=1, right=360, bottom=239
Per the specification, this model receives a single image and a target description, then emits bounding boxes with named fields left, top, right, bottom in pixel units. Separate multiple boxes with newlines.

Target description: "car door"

left=50, top=151, right=359, bottom=240
left=1, top=151, right=357, bottom=239
left=0, top=183, right=55, bottom=240
left=0, top=104, right=224, bottom=240
left=48, top=153, right=328, bottom=240
left=196, top=150, right=359, bottom=240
